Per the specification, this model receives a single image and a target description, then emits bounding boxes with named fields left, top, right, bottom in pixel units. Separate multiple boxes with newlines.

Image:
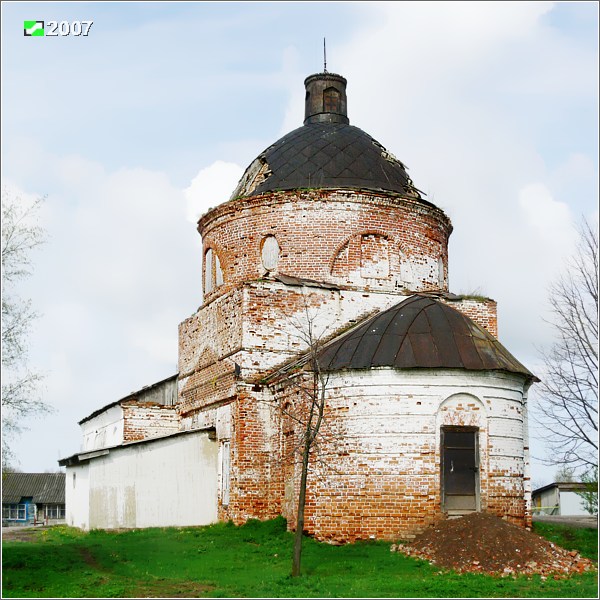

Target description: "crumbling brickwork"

left=172, top=182, right=532, bottom=542
left=122, top=402, right=180, bottom=443
left=442, top=297, right=498, bottom=338
left=198, top=189, right=452, bottom=304
left=67, top=69, right=534, bottom=540
left=220, top=390, right=283, bottom=523
left=273, top=370, right=531, bottom=542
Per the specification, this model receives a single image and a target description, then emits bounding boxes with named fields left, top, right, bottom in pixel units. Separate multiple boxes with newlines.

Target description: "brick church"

left=60, top=70, right=537, bottom=542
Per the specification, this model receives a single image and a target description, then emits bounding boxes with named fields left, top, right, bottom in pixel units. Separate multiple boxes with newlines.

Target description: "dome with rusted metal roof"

left=230, top=72, right=422, bottom=200
left=317, top=295, right=537, bottom=380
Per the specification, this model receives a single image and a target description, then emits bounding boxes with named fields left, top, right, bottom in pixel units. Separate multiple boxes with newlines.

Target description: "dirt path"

left=533, top=515, right=598, bottom=529
left=1, top=526, right=47, bottom=542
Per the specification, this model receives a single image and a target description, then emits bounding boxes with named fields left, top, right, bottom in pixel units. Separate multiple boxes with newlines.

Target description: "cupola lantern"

left=304, top=72, right=349, bottom=125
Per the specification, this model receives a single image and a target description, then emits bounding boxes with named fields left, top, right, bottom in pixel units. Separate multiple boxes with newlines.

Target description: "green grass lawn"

left=2, top=517, right=597, bottom=598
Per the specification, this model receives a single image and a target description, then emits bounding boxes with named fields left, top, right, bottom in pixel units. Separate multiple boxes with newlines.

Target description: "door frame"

left=440, top=425, right=480, bottom=513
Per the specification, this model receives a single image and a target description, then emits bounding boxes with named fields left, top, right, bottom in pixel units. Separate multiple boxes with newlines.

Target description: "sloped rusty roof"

left=2, top=472, right=65, bottom=504
left=317, top=295, right=537, bottom=379
left=230, top=123, right=423, bottom=199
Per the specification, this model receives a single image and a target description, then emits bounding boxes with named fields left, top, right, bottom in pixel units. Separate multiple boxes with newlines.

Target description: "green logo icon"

left=24, top=20, right=44, bottom=36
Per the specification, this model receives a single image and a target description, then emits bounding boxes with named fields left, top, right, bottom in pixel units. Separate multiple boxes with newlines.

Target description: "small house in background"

left=2, top=472, right=66, bottom=525
left=531, top=482, right=590, bottom=516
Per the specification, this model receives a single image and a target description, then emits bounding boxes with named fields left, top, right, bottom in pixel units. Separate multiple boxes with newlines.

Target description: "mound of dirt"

left=391, top=512, right=596, bottom=578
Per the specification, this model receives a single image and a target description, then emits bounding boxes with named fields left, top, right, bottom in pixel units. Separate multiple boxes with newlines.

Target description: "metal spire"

left=323, top=38, right=327, bottom=73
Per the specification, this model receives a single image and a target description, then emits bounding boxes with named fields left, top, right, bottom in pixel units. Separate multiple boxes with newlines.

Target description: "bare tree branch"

left=1, top=187, right=51, bottom=469
left=534, top=218, right=598, bottom=472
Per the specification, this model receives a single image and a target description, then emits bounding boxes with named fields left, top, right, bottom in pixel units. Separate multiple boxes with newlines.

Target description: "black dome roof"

left=316, top=295, right=537, bottom=379
left=230, top=122, right=421, bottom=199
left=230, top=72, right=422, bottom=200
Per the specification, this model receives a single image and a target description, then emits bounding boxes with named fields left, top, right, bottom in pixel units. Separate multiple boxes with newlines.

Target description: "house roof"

left=532, top=481, right=590, bottom=496
left=314, top=295, right=537, bottom=378
left=78, top=373, right=178, bottom=425
left=2, top=472, right=65, bottom=504
left=58, top=426, right=216, bottom=467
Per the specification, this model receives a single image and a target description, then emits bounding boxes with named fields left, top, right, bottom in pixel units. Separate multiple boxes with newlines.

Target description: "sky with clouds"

left=1, top=1, right=598, bottom=487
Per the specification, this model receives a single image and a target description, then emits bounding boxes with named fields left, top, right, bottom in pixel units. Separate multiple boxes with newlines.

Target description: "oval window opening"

left=261, top=236, right=280, bottom=271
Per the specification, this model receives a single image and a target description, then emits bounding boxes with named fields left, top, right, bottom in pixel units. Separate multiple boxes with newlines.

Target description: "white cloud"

left=553, top=153, right=597, bottom=184
left=278, top=45, right=305, bottom=135
left=5, top=147, right=205, bottom=468
left=518, top=183, right=576, bottom=244
left=127, top=308, right=181, bottom=365
left=184, top=160, right=244, bottom=224
left=55, top=155, right=107, bottom=193
left=294, top=2, right=595, bottom=376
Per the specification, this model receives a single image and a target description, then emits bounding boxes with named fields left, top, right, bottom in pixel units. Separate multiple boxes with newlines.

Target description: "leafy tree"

left=576, top=466, right=598, bottom=516
left=1, top=186, right=50, bottom=467
left=535, top=219, right=598, bottom=472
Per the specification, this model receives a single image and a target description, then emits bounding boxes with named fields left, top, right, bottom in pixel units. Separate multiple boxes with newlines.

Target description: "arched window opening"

left=438, top=257, right=445, bottom=286
left=323, top=87, right=341, bottom=113
left=204, top=249, right=214, bottom=294
left=261, top=235, right=280, bottom=271
left=331, top=240, right=351, bottom=277
left=215, top=254, right=224, bottom=287
left=360, top=234, right=389, bottom=279
left=204, top=248, right=225, bottom=297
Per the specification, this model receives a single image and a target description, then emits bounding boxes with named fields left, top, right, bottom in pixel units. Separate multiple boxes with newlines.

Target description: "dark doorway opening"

left=441, top=427, right=479, bottom=513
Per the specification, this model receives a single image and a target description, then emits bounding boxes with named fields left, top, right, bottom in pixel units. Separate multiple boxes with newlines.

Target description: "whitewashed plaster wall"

left=69, top=431, right=218, bottom=530
left=81, top=405, right=124, bottom=451
left=559, top=491, right=588, bottom=516
left=535, top=487, right=559, bottom=514
left=65, top=463, right=90, bottom=530
left=535, top=487, right=588, bottom=516
left=240, top=282, right=409, bottom=374
left=322, top=369, right=530, bottom=500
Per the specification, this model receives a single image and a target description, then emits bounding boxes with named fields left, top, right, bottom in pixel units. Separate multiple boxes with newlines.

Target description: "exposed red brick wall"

left=174, top=184, right=530, bottom=542
left=261, top=369, right=530, bottom=542
left=178, top=288, right=243, bottom=377
left=179, top=359, right=237, bottom=416
left=272, top=376, right=443, bottom=542
left=178, top=288, right=244, bottom=414
left=198, top=189, right=452, bottom=304
left=219, top=392, right=283, bottom=523
left=122, top=402, right=179, bottom=443
left=443, top=297, right=498, bottom=337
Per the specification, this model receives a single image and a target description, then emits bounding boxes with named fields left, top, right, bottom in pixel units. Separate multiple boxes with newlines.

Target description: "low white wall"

left=65, top=463, right=90, bottom=529
left=69, top=430, right=218, bottom=530
left=560, top=490, right=588, bottom=516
